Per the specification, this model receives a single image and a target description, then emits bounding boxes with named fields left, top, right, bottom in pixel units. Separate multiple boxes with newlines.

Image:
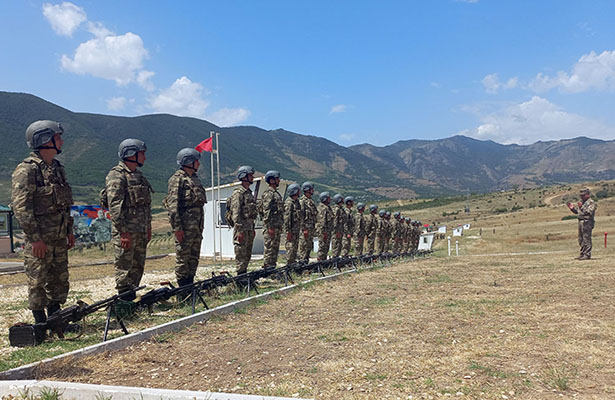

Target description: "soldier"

left=12, top=120, right=75, bottom=325
left=283, top=183, right=302, bottom=264
left=403, top=217, right=411, bottom=253
left=299, top=181, right=318, bottom=261
left=316, top=192, right=334, bottom=261
left=228, top=166, right=257, bottom=274
left=376, top=209, right=387, bottom=255
left=342, top=196, right=355, bottom=257
left=164, top=148, right=207, bottom=287
left=384, top=211, right=392, bottom=252
left=104, top=139, right=152, bottom=299
left=353, top=203, right=367, bottom=256
left=413, top=221, right=422, bottom=251
left=567, top=188, right=597, bottom=260
left=259, top=170, right=284, bottom=268
left=331, top=194, right=346, bottom=258
left=391, top=212, right=402, bottom=253
left=366, top=204, right=378, bottom=255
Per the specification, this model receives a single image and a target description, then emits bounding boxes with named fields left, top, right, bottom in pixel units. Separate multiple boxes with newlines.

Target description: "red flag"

left=195, top=137, right=213, bottom=152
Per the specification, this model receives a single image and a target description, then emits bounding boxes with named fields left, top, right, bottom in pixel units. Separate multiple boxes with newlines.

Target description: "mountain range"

left=1, top=91, right=614, bottom=204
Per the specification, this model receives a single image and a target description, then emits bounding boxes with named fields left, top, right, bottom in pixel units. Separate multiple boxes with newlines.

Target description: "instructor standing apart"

left=568, top=188, right=596, bottom=260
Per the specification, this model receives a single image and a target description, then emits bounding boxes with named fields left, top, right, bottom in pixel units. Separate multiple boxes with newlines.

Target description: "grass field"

left=2, top=182, right=615, bottom=399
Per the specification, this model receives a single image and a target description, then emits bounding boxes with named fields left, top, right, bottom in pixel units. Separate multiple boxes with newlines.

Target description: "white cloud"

left=459, top=96, right=615, bottom=144
left=339, top=133, right=355, bottom=142
left=106, top=97, right=127, bottom=111
left=148, top=76, right=210, bottom=118
left=61, top=32, right=149, bottom=86
left=136, top=70, right=155, bottom=91
left=42, top=2, right=86, bottom=37
left=207, top=108, right=251, bottom=127
left=529, top=50, right=615, bottom=93
left=482, top=73, right=518, bottom=94
left=86, top=21, right=112, bottom=38
left=330, top=104, right=348, bottom=114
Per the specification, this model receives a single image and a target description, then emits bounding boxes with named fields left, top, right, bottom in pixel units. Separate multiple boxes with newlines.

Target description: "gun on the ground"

left=9, top=286, right=145, bottom=347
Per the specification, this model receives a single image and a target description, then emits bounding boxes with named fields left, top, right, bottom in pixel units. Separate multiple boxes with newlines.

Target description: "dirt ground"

left=5, top=184, right=615, bottom=399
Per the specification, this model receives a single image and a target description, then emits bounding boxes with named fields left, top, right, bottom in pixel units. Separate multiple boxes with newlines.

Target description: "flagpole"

left=209, top=131, right=216, bottom=261
left=216, top=131, right=222, bottom=260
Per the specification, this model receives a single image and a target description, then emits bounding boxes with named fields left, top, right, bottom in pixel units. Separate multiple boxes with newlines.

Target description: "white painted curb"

left=0, top=380, right=313, bottom=400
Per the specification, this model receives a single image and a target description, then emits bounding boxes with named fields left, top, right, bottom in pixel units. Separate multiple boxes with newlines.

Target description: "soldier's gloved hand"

left=31, top=240, right=47, bottom=259
left=286, top=232, right=293, bottom=241
left=67, top=234, right=76, bottom=249
left=323, top=233, right=328, bottom=241
left=174, top=231, right=185, bottom=242
left=577, top=201, right=583, bottom=208
left=268, top=228, right=276, bottom=237
left=336, top=232, right=341, bottom=239
left=120, top=232, right=132, bottom=249
left=346, top=234, right=351, bottom=239
left=236, top=232, right=244, bottom=243
left=303, top=229, right=309, bottom=238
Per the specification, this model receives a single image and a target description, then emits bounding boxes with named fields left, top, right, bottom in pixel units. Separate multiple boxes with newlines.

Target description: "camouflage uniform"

left=229, top=185, right=257, bottom=274
left=105, top=161, right=152, bottom=293
left=12, top=152, right=73, bottom=310
left=284, top=196, right=302, bottom=264
left=413, top=224, right=421, bottom=251
left=342, top=207, right=355, bottom=257
left=366, top=212, right=378, bottom=255
left=316, top=203, right=334, bottom=260
left=90, top=215, right=112, bottom=244
left=259, top=187, right=284, bottom=267
left=353, top=211, right=367, bottom=256
left=391, top=218, right=401, bottom=253
left=383, top=218, right=392, bottom=252
left=165, top=169, right=207, bottom=282
left=299, top=196, right=318, bottom=261
left=576, top=198, right=597, bottom=259
left=376, top=216, right=386, bottom=255
left=331, top=204, right=346, bottom=257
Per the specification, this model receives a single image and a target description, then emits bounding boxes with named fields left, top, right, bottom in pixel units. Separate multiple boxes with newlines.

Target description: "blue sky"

left=2, top=1, right=615, bottom=146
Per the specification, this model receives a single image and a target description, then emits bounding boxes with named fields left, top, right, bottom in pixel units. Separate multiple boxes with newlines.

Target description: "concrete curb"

left=0, top=380, right=312, bottom=400
left=0, top=268, right=358, bottom=381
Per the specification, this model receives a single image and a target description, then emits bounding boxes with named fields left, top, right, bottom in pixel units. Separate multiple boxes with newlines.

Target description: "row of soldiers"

left=228, top=166, right=423, bottom=274
left=10, top=119, right=421, bottom=326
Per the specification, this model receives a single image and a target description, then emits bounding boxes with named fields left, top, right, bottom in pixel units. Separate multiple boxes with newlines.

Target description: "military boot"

left=32, top=310, right=47, bottom=324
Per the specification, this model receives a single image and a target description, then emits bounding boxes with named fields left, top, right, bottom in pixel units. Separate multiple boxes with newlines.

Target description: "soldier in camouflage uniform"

left=104, top=139, right=152, bottom=299
left=376, top=209, right=387, bottom=255
left=353, top=203, right=367, bottom=256
left=164, top=148, right=207, bottom=287
left=283, top=183, right=302, bottom=264
left=384, top=211, right=392, bottom=252
left=391, top=212, right=402, bottom=253
left=316, top=192, right=334, bottom=261
left=366, top=204, right=378, bottom=255
left=299, top=182, right=318, bottom=261
left=412, top=221, right=421, bottom=251
left=402, top=217, right=411, bottom=253
left=259, top=170, right=284, bottom=268
left=568, top=188, right=597, bottom=260
left=342, top=196, right=355, bottom=257
left=331, top=194, right=346, bottom=258
left=12, top=120, right=75, bottom=324
left=229, top=166, right=257, bottom=274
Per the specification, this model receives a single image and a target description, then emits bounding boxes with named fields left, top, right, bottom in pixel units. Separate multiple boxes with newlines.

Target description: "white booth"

left=418, top=233, right=435, bottom=251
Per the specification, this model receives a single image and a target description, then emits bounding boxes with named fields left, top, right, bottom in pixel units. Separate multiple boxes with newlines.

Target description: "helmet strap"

left=38, top=136, right=62, bottom=155
left=123, top=158, right=143, bottom=168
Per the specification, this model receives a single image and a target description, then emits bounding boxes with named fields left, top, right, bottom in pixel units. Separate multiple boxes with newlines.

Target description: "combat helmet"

left=237, top=165, right=255, bottom=180
left=345, top=196, right=354, bottom=205
left=379, top=209, right=386, bottom=217
left=118, top=139, right=147, bottom=160
left=176, top=148, right=201, bottom=167
left=393, top=211, right=400, bottom=218
left=287, top=183, right=301, bottom=197
left=357, top=202, right=365, bottom=211
left=333, top=194, right=344, bottom=204
left=319, top=191, right=331, bottom=203
left=26, top=120, right=64, bottom=153
left=265, top=170, right=280, bottom=184
left=369, top=204, right=378, bottom=213
left=301, top=181, right=314, bottom=192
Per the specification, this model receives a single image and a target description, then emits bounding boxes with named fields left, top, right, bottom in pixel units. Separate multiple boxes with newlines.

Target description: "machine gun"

left=9, top=286, right=145, bottom=347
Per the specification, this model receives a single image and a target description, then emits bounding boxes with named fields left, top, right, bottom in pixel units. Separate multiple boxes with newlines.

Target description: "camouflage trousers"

left=366, top=234, right=376, bottom=255
left=234, top=228, right=255, bottom=274
left=342, top=235, right=352, bottom=257
left=299, top=230, right=314, bottom=261
left=174, top=228, right=203, bottom=282
left=263, top=227, right=282, bottom=267
left=331, top=233, right=343, bottom=258
left=113, top=231, right=148, bottom=294
left=376, top=235, right=386, bottom=255
left=285, top=231, right=300, bottom=264
left=578, top=220, right=593, bottom=258
left=392, top=237, right=401, bottom=253
left=353, top=235, right=365, bottom=256
left=385, top=236, right=392, bottom=252
left=24, top=239, right=69, bottom=310
left=317, top=233, right=331, bottom=261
